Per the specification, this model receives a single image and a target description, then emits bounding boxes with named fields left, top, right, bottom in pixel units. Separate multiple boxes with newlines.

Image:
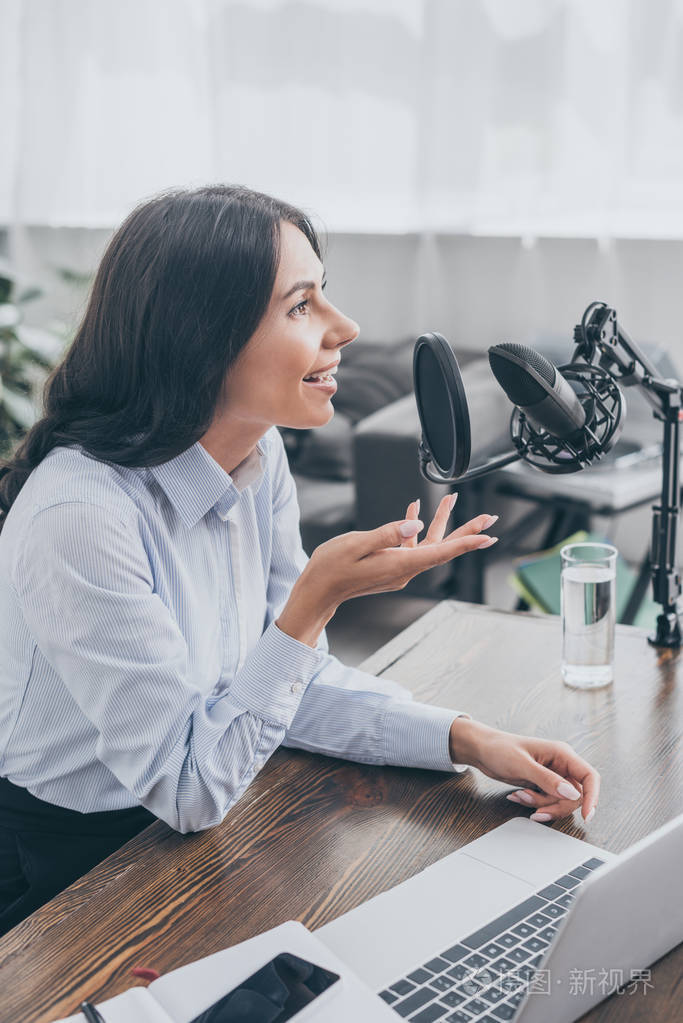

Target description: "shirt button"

left=290, top=682, right=304, bottom=694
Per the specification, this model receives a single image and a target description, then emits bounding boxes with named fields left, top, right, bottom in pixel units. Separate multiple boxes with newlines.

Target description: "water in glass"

left=561, top=562, right=616, bottom=688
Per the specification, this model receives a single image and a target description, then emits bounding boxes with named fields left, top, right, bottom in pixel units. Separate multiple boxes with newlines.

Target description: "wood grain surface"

left=0, top=601, right=681, bottom=1022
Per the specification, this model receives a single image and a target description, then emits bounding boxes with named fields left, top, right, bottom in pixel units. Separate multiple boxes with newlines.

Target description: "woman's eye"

left=289, top=299, right=309, bottom=317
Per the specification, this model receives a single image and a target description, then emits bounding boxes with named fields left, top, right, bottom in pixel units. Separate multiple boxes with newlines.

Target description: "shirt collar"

left=149, top=439, right=267, bottom=528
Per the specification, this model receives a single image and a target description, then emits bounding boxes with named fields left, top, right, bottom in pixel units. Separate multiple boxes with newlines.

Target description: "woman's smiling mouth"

left=302, top=360, right=339, bottom=391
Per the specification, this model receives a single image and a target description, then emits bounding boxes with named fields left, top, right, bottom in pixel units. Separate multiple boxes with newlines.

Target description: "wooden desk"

left=1, top=601, right=681, bottom=1023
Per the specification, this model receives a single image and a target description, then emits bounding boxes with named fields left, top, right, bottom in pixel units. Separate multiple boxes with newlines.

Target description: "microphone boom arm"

left=418, top=442, right=523, bottom=485
left=574, top=302, right=683, bottom=647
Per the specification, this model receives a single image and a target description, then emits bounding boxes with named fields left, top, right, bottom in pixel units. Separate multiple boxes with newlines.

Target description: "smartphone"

left=189, top=952, right=342, bottom=1023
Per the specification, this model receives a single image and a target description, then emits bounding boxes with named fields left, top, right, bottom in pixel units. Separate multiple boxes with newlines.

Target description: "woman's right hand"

left=277, top=495, right=498, bottom=646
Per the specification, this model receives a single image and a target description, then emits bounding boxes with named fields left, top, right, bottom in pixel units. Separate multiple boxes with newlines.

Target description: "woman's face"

left=221, top=220, right=359, bottom=431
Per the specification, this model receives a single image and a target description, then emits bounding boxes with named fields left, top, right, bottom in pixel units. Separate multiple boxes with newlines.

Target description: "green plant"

left=0, top=261, right=70, bottom=457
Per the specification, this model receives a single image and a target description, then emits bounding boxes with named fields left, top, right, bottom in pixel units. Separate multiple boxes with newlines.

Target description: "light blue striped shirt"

left=0, top=428, right=464, bottom=833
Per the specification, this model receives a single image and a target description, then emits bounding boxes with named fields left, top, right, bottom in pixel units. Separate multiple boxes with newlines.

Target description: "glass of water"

left=560, top=542, right=617, bottom=689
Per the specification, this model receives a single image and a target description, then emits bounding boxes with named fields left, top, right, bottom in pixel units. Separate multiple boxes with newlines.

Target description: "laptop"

left=318, top=813, right=683, bottom=1023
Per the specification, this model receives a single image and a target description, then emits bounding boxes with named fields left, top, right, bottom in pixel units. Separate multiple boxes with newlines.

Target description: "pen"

left=80, top=1001, right=105, bottom=1023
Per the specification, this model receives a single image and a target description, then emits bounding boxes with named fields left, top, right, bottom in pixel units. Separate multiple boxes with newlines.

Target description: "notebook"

left=55, top=921, right=395, bottom=1023
left=510, top=530, right=659, bottom=630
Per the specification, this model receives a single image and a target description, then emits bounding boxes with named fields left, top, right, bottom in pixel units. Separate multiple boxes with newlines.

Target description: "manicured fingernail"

left=584, top=807, right=596, bottom=823
left=530, top=812, right=553, bottom=823
left=478, top=536, right=498, bottom=549
left=483, top=514, right=499, bottom=529
left=514, top=790, right=535, bottom=805
left=415, top=498, right=420, bottom=514
left=557, top=781, right=581, bottom=800
left=449, top=493, right=458, bottom=511
left=400, top=520, right=422, bottom=538
left=506, top=793, right=522, bottom=804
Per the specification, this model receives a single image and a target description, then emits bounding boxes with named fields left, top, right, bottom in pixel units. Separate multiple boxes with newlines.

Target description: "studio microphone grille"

left=488, top=343, right=556, bottom=406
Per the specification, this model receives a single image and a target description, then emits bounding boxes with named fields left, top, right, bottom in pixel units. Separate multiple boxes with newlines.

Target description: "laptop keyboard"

left=378, top=857, right=605, bottom=1022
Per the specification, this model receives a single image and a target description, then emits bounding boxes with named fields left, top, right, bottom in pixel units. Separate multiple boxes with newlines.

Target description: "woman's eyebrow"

left=281, top=273, right=327, bottom=301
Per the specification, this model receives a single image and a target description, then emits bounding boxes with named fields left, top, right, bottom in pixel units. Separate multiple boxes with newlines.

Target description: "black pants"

left=0, top=776, right=154, bottom=937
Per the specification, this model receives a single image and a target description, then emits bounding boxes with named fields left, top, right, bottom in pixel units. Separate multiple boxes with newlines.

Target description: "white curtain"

left=3, top=0, right=683, bottom=236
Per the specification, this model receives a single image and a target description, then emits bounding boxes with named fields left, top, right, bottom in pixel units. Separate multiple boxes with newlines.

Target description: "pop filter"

left=413, top=332, right=471, bottom=479
left=413, top=332, right=522, bottom=484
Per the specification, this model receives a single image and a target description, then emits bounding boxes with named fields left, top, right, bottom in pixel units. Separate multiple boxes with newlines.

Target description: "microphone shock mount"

left=510, top=363, right=624, bottom=474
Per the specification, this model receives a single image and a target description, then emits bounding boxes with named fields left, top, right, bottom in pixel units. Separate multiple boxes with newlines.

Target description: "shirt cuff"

left=383, top=702, right=472, bottom=774
left=227, top=620, right=325, bottom=727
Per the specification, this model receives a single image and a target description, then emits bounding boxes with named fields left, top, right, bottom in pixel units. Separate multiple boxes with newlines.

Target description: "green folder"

left=509, top=530, right=659, bottom=630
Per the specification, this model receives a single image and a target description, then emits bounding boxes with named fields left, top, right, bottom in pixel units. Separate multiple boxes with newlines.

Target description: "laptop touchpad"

left=318, top=850, right=533, bottom=991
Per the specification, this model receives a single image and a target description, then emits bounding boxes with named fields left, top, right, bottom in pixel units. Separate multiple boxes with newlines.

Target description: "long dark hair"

left=0, top=185, right=321, bottom=532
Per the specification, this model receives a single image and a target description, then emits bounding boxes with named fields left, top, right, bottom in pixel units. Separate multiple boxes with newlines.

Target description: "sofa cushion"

left=284, top=411, right=354, bottom=480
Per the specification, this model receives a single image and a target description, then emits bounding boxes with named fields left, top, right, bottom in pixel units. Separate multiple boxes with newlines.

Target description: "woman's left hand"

left=449, top=718, right=600, bottom=823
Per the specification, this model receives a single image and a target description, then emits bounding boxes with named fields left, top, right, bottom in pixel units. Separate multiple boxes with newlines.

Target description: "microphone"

left=487, top=343, right=586, bottom=440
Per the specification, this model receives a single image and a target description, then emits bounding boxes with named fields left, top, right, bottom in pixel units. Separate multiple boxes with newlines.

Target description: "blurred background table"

left=0, top=601, right=681, bottom=1023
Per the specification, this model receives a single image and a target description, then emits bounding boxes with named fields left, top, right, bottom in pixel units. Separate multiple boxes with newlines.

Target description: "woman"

left=0, top=186, right=599, bottom=935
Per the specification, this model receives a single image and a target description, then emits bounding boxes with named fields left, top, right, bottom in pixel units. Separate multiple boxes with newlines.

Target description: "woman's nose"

left=328, top=307, right=359, bottom=350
